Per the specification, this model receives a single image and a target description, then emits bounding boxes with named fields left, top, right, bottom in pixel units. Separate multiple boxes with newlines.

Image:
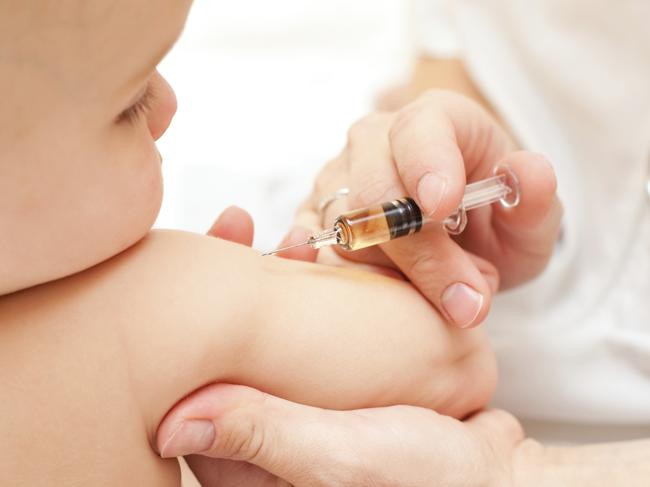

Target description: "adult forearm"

left=513, top=438, right=650, bottom=487
left=380, top=56, right=496, bottom=114
left=411, top=57, right=491, bottom=108
left=378, top=55, right=518, bottom=146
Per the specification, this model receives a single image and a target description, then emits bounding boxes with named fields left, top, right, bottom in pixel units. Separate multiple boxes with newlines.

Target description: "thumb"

left=156, top=384, right=354, bottom=486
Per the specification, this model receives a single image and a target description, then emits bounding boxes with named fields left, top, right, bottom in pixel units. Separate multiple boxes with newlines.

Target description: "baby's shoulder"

left=0, top=230, right=260, bottom=329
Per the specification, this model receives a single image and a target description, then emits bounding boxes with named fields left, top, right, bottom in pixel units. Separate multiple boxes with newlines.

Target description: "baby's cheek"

left=94, top=118, right=163, bottom=254
left=125, top=144, right=163, bottom=235
left=140, top=148, right=163, bottom=212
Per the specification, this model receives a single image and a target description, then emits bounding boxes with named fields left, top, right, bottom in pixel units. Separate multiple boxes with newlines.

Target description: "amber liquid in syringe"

left=334, top=198, right=423, bottom=251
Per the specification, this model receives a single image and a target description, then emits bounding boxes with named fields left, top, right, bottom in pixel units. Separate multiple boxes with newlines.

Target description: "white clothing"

left=414, top=0, right=650, bottom=436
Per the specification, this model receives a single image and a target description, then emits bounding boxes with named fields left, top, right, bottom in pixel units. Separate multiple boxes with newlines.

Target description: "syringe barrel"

left=334, top=169, right=519, bottom=251
left=336, top=197, right=423, bottom=251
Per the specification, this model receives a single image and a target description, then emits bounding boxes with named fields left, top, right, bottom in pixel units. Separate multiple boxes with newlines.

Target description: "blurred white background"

left=156, top=0, right=414, bottom=249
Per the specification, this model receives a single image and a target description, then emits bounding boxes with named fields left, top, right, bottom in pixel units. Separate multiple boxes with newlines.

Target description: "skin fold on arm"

left=0, top=230, right=495, bottom=486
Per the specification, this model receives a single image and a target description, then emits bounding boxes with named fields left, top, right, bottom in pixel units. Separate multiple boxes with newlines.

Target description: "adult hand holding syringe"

left=272, top=92, right=562, bottom=329
left=264, top=169, right=521, bottom=256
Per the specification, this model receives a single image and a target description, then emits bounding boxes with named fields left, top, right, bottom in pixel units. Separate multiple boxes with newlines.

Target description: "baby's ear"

left=207, top=206, right=254, bottom=247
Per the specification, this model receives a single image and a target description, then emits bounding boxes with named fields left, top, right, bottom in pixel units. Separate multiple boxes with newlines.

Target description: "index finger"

left=389, top=91, right=513, bottom=220
left=342, top=110, right=495, bottom=327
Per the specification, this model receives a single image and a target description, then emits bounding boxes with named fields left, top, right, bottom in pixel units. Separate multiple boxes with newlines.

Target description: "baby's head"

left=0, top=0, right=192, bottom=293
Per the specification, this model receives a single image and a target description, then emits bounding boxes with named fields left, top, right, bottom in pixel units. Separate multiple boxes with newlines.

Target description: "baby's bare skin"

left=0, top=1, right=496, bottom=485
left=0, top=231, right=495, bottom=485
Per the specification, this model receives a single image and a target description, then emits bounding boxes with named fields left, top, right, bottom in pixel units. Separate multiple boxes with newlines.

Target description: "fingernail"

left=417, top=172, right=448, bottom=216
left=160, top=419, right=216, bottom=458
left=441, top=283, right=484, bottom=328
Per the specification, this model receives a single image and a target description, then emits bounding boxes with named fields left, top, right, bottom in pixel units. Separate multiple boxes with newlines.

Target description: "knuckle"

left=346, top=118, right=367, bottom=143
left=490, top=409, right=524, bottom=440
left=417, top=88, right=465, bottom=108
left=416, top=88, right=446, bottom=105
left=347, top=112, right=391, bottom=144
left=314, top=157, right=343, bottom=196
left=351, top=174, right=393, bottom=207
left=313, top=171, right=329, bottom=196
left=323, top=446, right=377, bottom=487
left=387, top=106, right=414, bottom=142
left=403, top=250, right=444, bottom=285
left=216, top=405, right=267, bottom=462
left=295, top=195, right=313, bottom=216
left=390, top=89, right=468, bottom=142
left=389, top=94, right=435, bottom=141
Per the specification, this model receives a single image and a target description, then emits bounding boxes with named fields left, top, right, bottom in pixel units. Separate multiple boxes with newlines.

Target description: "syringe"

left=263, top=166, right=520, bottom=256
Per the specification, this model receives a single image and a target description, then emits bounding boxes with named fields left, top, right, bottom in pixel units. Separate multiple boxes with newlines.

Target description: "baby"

left=0, top=2, right=497, bottom=485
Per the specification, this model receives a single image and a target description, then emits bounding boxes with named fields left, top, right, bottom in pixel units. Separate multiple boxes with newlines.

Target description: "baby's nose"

left=148, top=71, right=177, bottom=141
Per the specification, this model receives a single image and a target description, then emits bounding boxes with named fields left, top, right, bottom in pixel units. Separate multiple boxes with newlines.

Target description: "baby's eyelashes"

left=117, top=83, right=155, bottom=125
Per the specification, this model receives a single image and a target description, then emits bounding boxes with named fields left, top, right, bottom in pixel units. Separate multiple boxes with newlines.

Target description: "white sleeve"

left=412, top=0, right=461, bottom=58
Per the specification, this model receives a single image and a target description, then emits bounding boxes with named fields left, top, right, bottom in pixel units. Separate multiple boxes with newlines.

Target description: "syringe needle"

left=261, top=240, right=311, bottom=256
left=262, top=227, right=341, bottom=256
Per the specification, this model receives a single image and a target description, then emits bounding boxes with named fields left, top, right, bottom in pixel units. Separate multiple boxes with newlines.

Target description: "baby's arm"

left=111, top=230, right=494, bottom=424
left=0, top=230, right=494, bottom=485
